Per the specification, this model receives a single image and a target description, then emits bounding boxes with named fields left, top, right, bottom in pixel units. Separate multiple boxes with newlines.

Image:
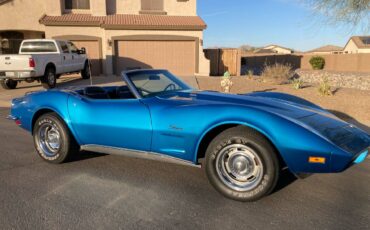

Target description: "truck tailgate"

left=0, top=55, right=33, bottom=72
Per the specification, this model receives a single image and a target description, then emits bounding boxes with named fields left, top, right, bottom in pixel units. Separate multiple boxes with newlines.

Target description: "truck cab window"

left=60, top=42, right=69, bottom=54
left=67, top=42, right=79, bottom=54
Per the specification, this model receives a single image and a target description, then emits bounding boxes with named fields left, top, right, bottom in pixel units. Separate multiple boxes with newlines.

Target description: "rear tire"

left=205, top=126, right=280, bottom=202
left=33, top=113, right=79, bottom=164
left=81, top=61, right=91, bottom=79
left=0, top=79, right=18, bottom=90
left=41, top=67, right=57, bottom=89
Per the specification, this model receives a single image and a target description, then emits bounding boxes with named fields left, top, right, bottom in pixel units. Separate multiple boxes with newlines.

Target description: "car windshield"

left=126, top=70, right=192, bottom=98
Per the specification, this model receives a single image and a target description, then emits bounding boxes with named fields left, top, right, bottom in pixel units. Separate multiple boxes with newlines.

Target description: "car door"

left=68, top=96, right=152, bottom=151
left=67, top=42, right=85, bottom=71
left=59, top=41, right=73, bottom=73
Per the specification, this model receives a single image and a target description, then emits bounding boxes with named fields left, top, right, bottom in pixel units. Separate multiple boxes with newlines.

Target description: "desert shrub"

left=318, top=75, right=333, bottom=96
left=261, top=63, right=294, bottom=84
left=291, top=78, right=304, bottom=89
left=247, top=69, right=254, bottom=79
left=221, top=71, right=233, bottom=93
left=309, top=56, right=325, bottom=70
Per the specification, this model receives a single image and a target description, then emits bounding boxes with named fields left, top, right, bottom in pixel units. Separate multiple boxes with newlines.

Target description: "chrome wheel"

left=37, top=123, right=61, bottom=157
left=215, top=144, right=264, bottom=192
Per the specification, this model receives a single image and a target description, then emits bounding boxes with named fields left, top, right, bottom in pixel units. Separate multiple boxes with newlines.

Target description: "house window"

left=0, top=31, right=24, bottom=54
left=141, top=0, right=164, bottom=12
left=65, top=0, right=90, bottom=10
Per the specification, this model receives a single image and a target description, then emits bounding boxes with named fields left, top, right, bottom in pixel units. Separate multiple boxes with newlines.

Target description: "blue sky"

left=197, top=0, right=368, bottom=51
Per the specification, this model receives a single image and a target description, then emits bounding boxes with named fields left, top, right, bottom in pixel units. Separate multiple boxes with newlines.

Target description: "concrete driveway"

left=0, top=107, right=369, bottom=229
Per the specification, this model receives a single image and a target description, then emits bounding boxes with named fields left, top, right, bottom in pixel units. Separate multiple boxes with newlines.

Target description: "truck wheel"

left=33, top=112, right=79, bottom=164
left=0, top=79, right=18, bottom=90
left=81, top=61, right=91, bottom=79
left=204, top=126, right=280, bottom=202
left=41, top=67, right=57, bottom=89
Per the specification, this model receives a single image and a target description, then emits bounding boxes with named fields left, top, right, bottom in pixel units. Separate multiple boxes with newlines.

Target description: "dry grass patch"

left=261, top=63, right=294, bottom=84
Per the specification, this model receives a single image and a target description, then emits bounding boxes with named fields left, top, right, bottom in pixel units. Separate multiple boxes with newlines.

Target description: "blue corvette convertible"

left=9, top=69, right=369, bottom=201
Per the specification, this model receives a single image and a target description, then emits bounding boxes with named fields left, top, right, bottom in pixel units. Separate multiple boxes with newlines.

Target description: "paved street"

left=0, top=106, right=369, bottom=230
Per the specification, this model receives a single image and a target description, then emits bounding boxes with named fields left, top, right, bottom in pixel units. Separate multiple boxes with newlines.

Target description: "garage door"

left=115, top=40, right=196, bottom=76
left=72, top=40, right=102, bottom=76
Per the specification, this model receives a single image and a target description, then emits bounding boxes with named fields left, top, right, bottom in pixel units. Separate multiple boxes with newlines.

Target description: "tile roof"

left=263, top=44, right=294, bottom=51
left=253, top=48, right=277, bottom=54
left=39, top=14, right=104, bottom=26
left=350, top=36, right=370, bottom=48
left=39, top=14, right=207, bottom=30
left=307, top=45, right=343, bottom=53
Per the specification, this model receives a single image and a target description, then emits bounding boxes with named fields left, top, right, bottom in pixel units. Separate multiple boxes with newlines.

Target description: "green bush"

left=309, top=56, right=325, bottom=70
left=291, top=78, right=304, bottom=89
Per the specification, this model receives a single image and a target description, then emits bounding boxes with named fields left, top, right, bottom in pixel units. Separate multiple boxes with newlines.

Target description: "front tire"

left=41, top=67, right=57, bottom=89
left=81, top=61, right=91, bottom=79
left=205, top=126, right=280, bottom=202
left=0, top=79, right=18, bottom=89
left=33, top=113, right=79, bottom=164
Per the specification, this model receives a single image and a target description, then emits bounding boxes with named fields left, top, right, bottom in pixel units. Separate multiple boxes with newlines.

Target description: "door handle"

left=63, top=56, right=66, bottom=60
left=72, top=55, right=74, bottom=60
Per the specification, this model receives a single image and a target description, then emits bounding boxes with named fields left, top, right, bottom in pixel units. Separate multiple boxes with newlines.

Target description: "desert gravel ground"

left=197, top=76, right=370, bottom=133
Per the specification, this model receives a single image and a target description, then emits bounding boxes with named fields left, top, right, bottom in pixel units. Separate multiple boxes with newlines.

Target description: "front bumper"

left=353, top=149, right=369, bottom=164
left=331, top=147, right=369, bottom=172
left=0, top=71, right=36, bottom=80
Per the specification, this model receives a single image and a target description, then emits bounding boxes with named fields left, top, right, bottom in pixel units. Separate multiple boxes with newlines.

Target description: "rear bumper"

left=0, top=71, right=37, bottom=80
left=6, top=115, right=18, bottom=121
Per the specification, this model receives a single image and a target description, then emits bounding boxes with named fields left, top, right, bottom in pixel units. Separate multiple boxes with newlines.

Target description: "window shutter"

left=78, top=0, right=90, bottom=9
left=141, top=0, right=163, bottom=11
left=151, top=0, right=163, bottom=10
left=65, top=0, right=90, bottom=9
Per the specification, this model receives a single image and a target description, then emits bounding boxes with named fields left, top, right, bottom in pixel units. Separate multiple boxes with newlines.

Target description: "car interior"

left=76, top=86, right=136, bottom=100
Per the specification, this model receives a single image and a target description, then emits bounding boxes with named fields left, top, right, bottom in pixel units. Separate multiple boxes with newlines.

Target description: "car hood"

left=171, top=90, right=327, bottom=119
left=167, top=90, right=370, bottom=154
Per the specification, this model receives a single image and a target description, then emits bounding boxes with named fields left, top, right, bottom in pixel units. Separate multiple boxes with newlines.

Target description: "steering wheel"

left=164, top=83, right=176, bottom=91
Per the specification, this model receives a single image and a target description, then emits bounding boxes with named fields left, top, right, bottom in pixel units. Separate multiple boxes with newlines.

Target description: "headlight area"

left=353, top=150, right=368, bottom=164
left=331, top=148, right=369, bottom=172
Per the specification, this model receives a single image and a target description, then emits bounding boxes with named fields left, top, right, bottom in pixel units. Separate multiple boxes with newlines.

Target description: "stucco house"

left=255, top=45, right=294, bottom=54
left=343, top=36, right=370, bottom=54
left=0, top=0, right=210, bottom=76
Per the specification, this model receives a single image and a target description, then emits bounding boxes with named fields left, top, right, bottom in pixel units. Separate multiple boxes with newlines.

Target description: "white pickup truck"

left=0, top=39, right=90, bottom=89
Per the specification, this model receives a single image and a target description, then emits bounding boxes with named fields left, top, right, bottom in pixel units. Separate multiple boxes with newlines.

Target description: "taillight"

left=29, top=58, right=35, bottom=68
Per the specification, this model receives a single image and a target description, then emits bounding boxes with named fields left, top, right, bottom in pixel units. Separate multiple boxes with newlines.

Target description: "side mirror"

left=78, top=47, right=86, bottom=54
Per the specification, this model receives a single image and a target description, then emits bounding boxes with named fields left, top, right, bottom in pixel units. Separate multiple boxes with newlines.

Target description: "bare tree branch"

left=306, top=0, right=370, bottom=30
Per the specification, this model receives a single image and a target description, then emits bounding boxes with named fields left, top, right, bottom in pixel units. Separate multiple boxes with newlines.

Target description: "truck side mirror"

left=78, top=47, right=86, bottom=54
